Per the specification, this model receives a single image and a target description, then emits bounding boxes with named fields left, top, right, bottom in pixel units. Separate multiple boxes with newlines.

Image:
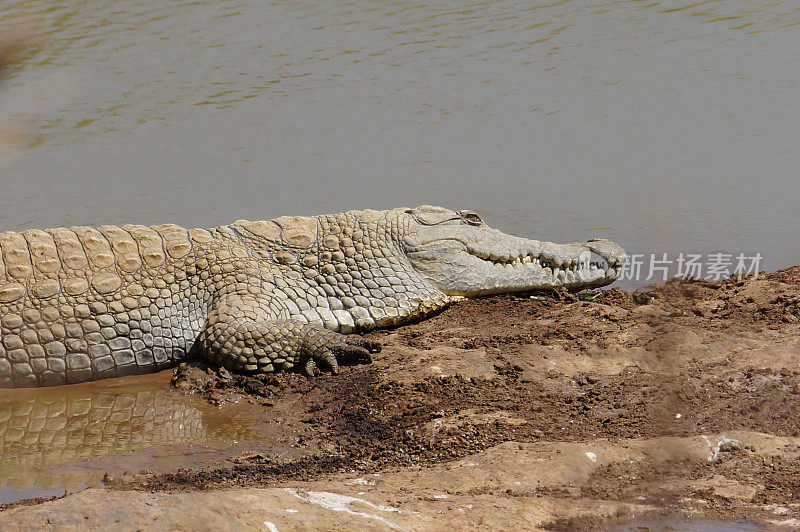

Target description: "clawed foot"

left=303, top=334, right=381, bottom=377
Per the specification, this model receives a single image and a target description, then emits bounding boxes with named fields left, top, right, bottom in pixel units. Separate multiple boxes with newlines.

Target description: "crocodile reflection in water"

left=0, top=386, right=258, bottom=491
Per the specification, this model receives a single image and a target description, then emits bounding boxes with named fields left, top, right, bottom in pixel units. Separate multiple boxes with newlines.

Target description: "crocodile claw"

left=303, top=358, right=319, bottom=377
left=332, top=343, right=372, bottom=366
left=300, top=331, right=380, bottom=378
left=343, top=335, right=382, bottom=354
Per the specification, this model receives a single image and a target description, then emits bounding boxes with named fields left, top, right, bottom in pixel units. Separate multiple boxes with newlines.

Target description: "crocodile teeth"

left=482, top=253, right=607, bottom=275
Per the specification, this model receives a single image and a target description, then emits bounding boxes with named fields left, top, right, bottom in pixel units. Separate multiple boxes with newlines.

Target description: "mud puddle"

left=0, top=370, right=314, bottom=505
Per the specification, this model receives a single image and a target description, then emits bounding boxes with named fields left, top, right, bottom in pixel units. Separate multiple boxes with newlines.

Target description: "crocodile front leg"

left=199, top=295, right=380, bottom=375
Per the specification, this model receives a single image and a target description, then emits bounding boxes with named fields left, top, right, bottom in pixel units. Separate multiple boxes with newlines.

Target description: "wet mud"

left=2, top=268, right=800, bottom=529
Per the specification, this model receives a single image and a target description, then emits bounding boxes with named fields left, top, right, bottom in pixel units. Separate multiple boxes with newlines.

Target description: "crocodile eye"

left=458, top=211, right=483, bottom=226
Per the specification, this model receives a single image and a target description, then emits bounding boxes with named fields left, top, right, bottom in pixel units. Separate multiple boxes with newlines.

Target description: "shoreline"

left=2, top=267, right=799, bottom=529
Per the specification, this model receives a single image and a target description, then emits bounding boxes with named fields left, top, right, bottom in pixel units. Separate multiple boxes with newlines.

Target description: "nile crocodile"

left=0, top=205, right=625, bottom=387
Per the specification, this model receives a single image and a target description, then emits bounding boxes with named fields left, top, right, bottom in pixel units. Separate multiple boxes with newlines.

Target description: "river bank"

left=2, top=267, right=800, bottom=530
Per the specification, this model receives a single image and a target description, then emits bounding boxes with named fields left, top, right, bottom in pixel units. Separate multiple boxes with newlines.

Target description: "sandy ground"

left=2, top=268, right=800, bottom=530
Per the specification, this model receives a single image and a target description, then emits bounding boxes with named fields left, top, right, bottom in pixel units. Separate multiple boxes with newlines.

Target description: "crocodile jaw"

left=401, top=208, right=626, bottom=296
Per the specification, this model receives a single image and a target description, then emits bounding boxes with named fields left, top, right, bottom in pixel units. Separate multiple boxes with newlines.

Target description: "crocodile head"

left=399, top=205, right=626, bottom=296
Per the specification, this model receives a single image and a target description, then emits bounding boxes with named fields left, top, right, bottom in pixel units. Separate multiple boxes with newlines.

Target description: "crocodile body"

left=0, top=206, right=625, bottom=387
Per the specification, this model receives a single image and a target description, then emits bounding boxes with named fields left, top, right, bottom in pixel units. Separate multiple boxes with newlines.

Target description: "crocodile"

left=0, top=205, right=625, bottom=387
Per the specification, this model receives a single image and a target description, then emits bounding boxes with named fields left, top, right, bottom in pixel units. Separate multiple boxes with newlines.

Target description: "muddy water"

left=0, top=371, right=269, bottom=504
left=0, top=0, right=798, bottom=273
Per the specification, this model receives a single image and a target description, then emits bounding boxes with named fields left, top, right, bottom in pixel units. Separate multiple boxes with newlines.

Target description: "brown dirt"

left=3, top=268, right=800, bottom=530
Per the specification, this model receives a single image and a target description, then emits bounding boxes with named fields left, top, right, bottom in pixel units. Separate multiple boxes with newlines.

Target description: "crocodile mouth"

left=405, top=229, right=626, bottom=293
left=471, top=251, right=623, bottom=281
